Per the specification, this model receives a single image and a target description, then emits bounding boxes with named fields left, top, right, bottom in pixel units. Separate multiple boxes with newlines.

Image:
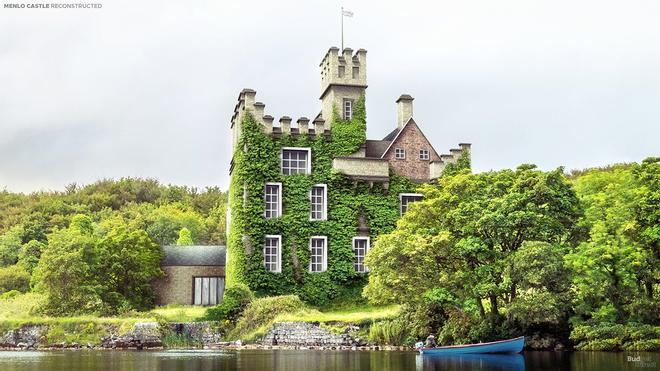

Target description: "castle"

left=226, top=47, right=471, bottom=304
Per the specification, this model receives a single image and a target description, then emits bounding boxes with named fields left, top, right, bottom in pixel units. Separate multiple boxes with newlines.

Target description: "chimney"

left=396, top=94, right=414, bottom=129
left=263, top=115, right=274, bottom=134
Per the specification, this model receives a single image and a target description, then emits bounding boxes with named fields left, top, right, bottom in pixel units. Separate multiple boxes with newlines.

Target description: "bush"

left=0, top=290, right=20, bottom=300
left=368, top=318, right=408, bottom=345
left=571, top=322, right=660, bottom=351
left=228, top=295, right=305, bottom=340
left=204, top=283, right=254, bottom=322
left=0, top=265, right=30, bottom=294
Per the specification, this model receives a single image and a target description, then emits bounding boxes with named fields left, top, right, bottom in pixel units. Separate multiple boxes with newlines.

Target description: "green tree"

left=0, top=264, right=30, bottom=293
left=32, top=226, right=101, bottom=315
left=364, top=165, right=580, bottom=339
left=176, top=228, right=194, bottom=246
left=18, top=239, right=45, bottom=274
left=94, top=226, right=164, bottom=312
left=0, top=225, right=24, bottom=267
left=146, top=205, right=205, bottom=245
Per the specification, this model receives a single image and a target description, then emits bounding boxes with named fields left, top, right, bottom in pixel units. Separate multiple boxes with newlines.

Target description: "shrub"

left=228, top=295, right=305, bottom=340
left=0, top=265, right=30, bottom=294
left=204, top=283, right=254, bottom=322
left=571, top=322, right=660, bottom=351
left=0, top=290, right=20, bottom=300
left=368, top=318, right=408, bottom=345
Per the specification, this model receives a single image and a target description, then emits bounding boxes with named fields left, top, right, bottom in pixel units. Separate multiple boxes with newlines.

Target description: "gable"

left=381, top=118, right=441, bottom=160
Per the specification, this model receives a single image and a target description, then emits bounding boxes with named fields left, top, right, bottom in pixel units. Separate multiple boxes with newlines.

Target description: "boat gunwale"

left=419, top=336, right=525, bottom=351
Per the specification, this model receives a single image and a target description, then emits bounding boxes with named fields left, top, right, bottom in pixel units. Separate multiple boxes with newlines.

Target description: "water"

left=0, top=349, right=657, bottom=370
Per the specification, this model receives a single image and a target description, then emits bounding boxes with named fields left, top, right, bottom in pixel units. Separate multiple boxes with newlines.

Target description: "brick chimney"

left=396, top=94, right=414, bottom=128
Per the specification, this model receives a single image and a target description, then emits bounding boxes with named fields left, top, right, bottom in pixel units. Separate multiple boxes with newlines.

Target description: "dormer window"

left=343, top=99, right=353, bottom=121
left=395, top=148, right=406, bottom=159
left=419, top=149, right=430, bottom=161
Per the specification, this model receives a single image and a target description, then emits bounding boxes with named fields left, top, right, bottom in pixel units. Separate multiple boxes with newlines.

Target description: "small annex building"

left=153, top=245, right=226, bottom=306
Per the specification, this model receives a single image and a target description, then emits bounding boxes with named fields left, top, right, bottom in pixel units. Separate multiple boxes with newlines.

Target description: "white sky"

left=1, top=0, right=659, bottom=193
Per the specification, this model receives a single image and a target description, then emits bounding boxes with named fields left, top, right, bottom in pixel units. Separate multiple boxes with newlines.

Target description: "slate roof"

left=382, top=128, right=400, bottom=141
left=161, top=245, right=226, bottom=266
left=365, top=140, right=392, bottom=158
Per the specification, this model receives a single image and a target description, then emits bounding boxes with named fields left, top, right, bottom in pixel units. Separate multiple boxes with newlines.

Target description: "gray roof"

left=382, top=128, right=400, bottom=141
left=365, top=140, right=392, bottom=158
left=161, top=245, right=226, bottom=266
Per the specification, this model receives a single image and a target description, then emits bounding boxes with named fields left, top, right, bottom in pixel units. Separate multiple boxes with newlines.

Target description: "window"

left=395, top=148, right=406, bottom=159
left=310, top=184, right=327, bottom=220
left=193, top=277, right=225, bottom=306
left=264, top=235, right=281, bottom=273
left=338, top=65, right=345, bottom=77
left=343, top=99, right=353, bottom=121
left=353, top=237, right=370, bottom=273
left=352, top=66, right=359, bottom=78
left=264, top=182, right=282, bottom=218
left=419, top=149, right=430, bottom=161
left=309, top=236, right=327, bottom=273
left=281, top=148, right=311, bottom=175
left=400, top=193, right=423, bottom=216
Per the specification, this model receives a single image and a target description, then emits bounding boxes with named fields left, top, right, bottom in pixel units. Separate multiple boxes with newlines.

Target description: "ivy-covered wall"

left=227, top=95, right=422, bottom=306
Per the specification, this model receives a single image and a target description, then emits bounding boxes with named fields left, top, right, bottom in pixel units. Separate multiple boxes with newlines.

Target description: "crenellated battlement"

left=319, top=47, right=367, bottom=98
left=430, top=143, right=472, bottom=179
left=231, top=89, right=330, bottom=149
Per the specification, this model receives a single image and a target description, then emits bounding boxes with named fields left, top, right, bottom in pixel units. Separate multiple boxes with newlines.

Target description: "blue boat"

left=419, top=336, right=525, bottom=355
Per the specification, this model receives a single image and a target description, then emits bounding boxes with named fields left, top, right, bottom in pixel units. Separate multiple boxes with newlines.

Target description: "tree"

left=0, top=264, right=30, bottom=293
left=94, top=226, right=164, bottom=312
left=364, top=165, right=580, bottom=339
left=18, top=239, right=45, bottom=274
left=176, top=228, right=194, bottom=246
left=32, top=226, right=101, bottom=315
left=0, top=225, right=23, bottom=267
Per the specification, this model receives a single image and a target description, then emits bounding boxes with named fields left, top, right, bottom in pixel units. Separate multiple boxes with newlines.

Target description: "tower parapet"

left=319, top=47, right=367, bottom=126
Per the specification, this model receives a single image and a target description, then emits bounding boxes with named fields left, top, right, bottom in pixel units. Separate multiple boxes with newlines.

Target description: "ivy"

left=227, top=94, right=424, bottom=306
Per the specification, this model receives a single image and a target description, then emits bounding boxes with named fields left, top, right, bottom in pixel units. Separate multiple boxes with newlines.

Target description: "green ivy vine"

left=227, top=94, right=441, bottom=306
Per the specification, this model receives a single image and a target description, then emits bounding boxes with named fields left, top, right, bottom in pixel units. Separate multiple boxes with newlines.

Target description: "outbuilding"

left=153, top=245, right=226, bottom=306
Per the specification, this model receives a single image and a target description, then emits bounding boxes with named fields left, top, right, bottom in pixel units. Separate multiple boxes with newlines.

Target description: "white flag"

left=342, top=9, right=354, bottom=17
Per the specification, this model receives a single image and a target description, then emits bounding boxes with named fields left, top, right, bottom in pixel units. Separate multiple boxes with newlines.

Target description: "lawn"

left=277, top=304, right=400, bottom=324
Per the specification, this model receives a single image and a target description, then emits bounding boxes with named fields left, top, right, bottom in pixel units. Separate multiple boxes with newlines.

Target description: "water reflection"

left=416, top=353, right=525, bottom=371
left=0, top=350, right=657, bottom=370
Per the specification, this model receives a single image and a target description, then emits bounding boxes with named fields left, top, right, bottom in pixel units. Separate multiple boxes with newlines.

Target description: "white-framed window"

left=343, top=99, right=353, bottom=121
left=281, top=147, right=311, bottom=175
left=264, top=182, right=282, bottom=219
left=395, top=148, right=406, bottom=159
left=264, top=235, right=282, bottom=273
left=400, top=193, right=423, bottom=216
left=193, top=276, right=225, bottom=306
left=353, top=237, right=370, bottom=273
left=310, top=184, right=327, bottom=221
left=309, top=236, right=328, bottom=273
left=419, top=149, right=430, bottom=161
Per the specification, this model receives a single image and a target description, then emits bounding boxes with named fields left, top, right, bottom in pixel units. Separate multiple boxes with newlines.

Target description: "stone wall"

left=383, top=120, right=441, bottom=181
left=261, top=322, right=357, bottom=347
left=153, top=265, right=225, bottom=306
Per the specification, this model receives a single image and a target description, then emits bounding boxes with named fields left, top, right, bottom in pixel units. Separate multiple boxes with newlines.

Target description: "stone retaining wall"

left=261, top=322, right=357, bottom=347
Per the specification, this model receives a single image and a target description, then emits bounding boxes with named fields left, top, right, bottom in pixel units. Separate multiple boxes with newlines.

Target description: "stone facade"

left=382, top=119, right=442, bottom=181
left=153, top=265, right=225, bottom=306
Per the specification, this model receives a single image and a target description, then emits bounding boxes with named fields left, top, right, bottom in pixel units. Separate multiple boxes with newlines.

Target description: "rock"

left=0, top=325, right=48, bottom=348
left=235, top=340, right=242, bottom=346
left=261, top=322, right=355, bottom=347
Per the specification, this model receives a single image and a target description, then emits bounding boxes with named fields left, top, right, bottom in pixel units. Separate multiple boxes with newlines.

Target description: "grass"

left=277, top=304, right=400, bottom=324
left=228, top=297, right=400, bottom=342
left=149, top=305, right=207, bottom=322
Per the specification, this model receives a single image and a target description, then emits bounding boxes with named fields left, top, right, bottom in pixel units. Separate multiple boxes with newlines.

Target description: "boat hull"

left=420, top=336, right=524, bottom=355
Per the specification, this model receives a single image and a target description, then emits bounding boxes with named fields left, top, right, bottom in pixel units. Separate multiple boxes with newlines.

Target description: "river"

left=0, top=349, right=657, bottom=370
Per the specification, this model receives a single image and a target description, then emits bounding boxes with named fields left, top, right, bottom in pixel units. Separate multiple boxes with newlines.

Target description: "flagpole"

left=341, top=6, right=344, bottom=51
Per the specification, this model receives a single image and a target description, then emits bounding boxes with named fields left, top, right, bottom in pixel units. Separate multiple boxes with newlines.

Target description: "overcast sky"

left=1, top=0, right=659, bottom=193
